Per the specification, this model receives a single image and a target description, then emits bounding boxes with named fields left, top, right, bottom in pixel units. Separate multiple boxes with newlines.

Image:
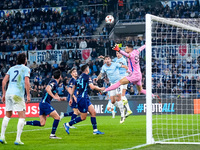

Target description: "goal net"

left=146, top=14, right=200, bottom=144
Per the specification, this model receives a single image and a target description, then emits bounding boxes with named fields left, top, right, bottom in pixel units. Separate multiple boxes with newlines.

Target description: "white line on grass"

left=118, top=144, right=149, bottom=150
left=6, top=124, right=90, bottom=134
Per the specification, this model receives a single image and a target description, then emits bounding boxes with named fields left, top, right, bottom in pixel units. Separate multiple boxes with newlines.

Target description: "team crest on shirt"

left=50, top=83, right=55, bottom=87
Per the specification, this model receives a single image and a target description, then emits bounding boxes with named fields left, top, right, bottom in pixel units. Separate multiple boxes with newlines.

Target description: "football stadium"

left=0, top=0, right=200, bottom=150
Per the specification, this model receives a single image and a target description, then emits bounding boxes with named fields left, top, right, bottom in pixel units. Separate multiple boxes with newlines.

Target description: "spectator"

left=62, top=51, right=68, bottom=62
left=79, top=38, right=87, bottom=49
left=46, top=41, right=53, bottom=50
left=90, top=48, right=97, bottom=60
left=41, top=21, right=47, bottom=30
left=68, top=50, right=74, bottom=59
left=52, top=61, right=59, bottom=70
left=186, top=54, right=192, bottom=64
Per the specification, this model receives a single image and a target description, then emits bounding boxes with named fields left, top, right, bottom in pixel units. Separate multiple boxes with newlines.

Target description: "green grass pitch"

left=0, top=115, right=200, bottom=150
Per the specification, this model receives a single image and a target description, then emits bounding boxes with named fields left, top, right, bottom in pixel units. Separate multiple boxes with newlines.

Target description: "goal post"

left=146, top=14, right=200, bottom=145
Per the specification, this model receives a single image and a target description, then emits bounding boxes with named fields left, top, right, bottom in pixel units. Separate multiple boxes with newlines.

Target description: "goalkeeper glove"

left=112, top=44, right=120, bottom=52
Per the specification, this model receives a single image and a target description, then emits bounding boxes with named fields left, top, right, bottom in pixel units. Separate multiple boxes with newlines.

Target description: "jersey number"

left=77, top=78, right=84, bottom=88
left=11, top=70, right=19, bottom=82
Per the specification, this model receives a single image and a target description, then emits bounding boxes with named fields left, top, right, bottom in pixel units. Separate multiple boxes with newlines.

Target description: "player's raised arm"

left=112, top=44, right=131, bottom=58
left=137, top=44, right=146, bottom=53
left=2, top=74, right=9, bottom=103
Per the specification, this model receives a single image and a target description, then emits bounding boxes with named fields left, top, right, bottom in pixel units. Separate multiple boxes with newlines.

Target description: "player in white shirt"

left=114, top=52, right=133, bottom=118
left=96, top=55, right=127, bottom=123
left=0, top=53, right=31, bottom=145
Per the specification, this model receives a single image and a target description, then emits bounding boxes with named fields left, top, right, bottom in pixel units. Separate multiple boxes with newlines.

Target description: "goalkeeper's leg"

left=104, top=77, right=130, bottom=92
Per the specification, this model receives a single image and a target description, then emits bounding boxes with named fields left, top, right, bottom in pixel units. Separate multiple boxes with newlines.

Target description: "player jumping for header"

left=102, top=44, right=157, bottom=99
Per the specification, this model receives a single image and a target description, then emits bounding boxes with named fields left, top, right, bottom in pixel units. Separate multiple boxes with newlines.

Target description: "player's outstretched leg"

left=25, top=120, right=42, bottom=126
left=0, top=116, right=10, bottom=144
left=104, top=81, right=121, bottom=92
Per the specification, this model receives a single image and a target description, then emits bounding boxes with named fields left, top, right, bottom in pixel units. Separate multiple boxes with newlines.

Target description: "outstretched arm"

left=137, top=44, right=146, bottom=53
left=112, top=44, right=130, bottom=58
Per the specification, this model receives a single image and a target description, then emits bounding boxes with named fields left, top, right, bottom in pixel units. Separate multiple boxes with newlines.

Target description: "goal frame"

left=145, top=14, right=200, bottom=145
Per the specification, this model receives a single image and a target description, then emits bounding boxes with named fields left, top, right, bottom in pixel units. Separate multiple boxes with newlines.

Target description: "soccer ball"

left=105, top=15, right=114, bottom=24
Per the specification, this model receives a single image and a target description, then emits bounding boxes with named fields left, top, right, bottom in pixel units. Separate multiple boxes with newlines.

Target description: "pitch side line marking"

left=117, top=144, right=149, bottom=150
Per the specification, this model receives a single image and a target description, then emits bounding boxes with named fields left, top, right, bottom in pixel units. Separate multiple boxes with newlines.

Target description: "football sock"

left=51, top=119, right=59, bottom=134
left=122, top=96, right=131, bottom=112
left=118, top=101, right=125, bottom=117
left=69, top=117, right=82, bottom=126
left=105, top=81, right=121, bottom=92
left=26, top=120, right=41, bottom=126
left=112, top=110, right=115, bottom=117
left=71, top=114, right=77, bottom=121
left=91, top=117, right=97, bottom=130
left=64, top=112, right=74, bottom=117
left=16, top=118, right=25, bottom=141
left=1, top=116, right=10, bottom=139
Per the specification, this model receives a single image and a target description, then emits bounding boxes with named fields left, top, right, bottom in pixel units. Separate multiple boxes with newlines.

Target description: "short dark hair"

left=53, top=70, right=61, bottom=79
left=17, top=53, right=26, bottom=64
left=81, top=64, right=89, bottom=72
left=69, top=67, right=76, bottom=74
left=104, top=55, right=111, bottom=59
left=126, top=44, right=133, bottom=49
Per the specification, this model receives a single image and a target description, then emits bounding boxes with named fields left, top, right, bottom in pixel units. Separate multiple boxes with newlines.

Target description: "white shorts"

left=107, top=101, right=114, bottom=109
left=5, top=95, right=26, bottom=111
left=110, top=83, right=121, bottom=96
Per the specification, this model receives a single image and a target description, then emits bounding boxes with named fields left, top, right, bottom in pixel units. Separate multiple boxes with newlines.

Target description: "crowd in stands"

left=117, top=0, right=200, bottom=21
left=1, top=0, right=200, bottom=98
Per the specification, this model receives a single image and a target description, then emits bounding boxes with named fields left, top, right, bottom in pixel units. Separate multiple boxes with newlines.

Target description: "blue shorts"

left=39, top=102, right=55, bottom=116
left=71, top=99, right=78, bottom=109
left=77, top=97, right=92, bottom=113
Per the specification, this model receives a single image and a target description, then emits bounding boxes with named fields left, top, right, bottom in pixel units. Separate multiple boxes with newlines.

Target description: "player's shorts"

left=39, top=102, right=55, bottom=116
left=110, top=83, right=121, bottom=96
left=5, top=95, right=25, bottom=111
left=107, top=100, right=114, bottom=109
left=77, top=97, right=92, bottom=113
left=71, top=99, right=78, bottom=109
left=126, top=72, right=142, bottom=86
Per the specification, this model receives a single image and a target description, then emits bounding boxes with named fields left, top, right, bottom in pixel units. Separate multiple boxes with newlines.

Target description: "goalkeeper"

left=102, top=44, right=156, bottom=99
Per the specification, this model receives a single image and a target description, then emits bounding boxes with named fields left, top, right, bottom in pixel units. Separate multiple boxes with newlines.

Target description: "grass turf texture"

left=0, top=115, right=200, bottom=150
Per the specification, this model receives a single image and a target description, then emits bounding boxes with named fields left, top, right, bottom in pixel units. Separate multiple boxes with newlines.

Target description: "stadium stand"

left=0, top=0, right=200, bottom=98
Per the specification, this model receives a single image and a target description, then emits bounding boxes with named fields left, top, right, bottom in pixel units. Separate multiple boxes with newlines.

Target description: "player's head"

left=69, top=68, right=78, bottom=78
left=17, top=53, right=27, bottom=65
left=81, top=64, right=89, bottom=74
left=53, top=69, right=61, bottom=80
left=125, top=44, right=133, bottom=53
left=104, top=55, right=111, bottom=66
left=116, top=51, right=122, bottom=58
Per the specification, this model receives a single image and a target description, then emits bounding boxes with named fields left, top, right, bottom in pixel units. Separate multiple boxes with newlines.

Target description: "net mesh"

left=150, top=17, right=200, bottom=143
